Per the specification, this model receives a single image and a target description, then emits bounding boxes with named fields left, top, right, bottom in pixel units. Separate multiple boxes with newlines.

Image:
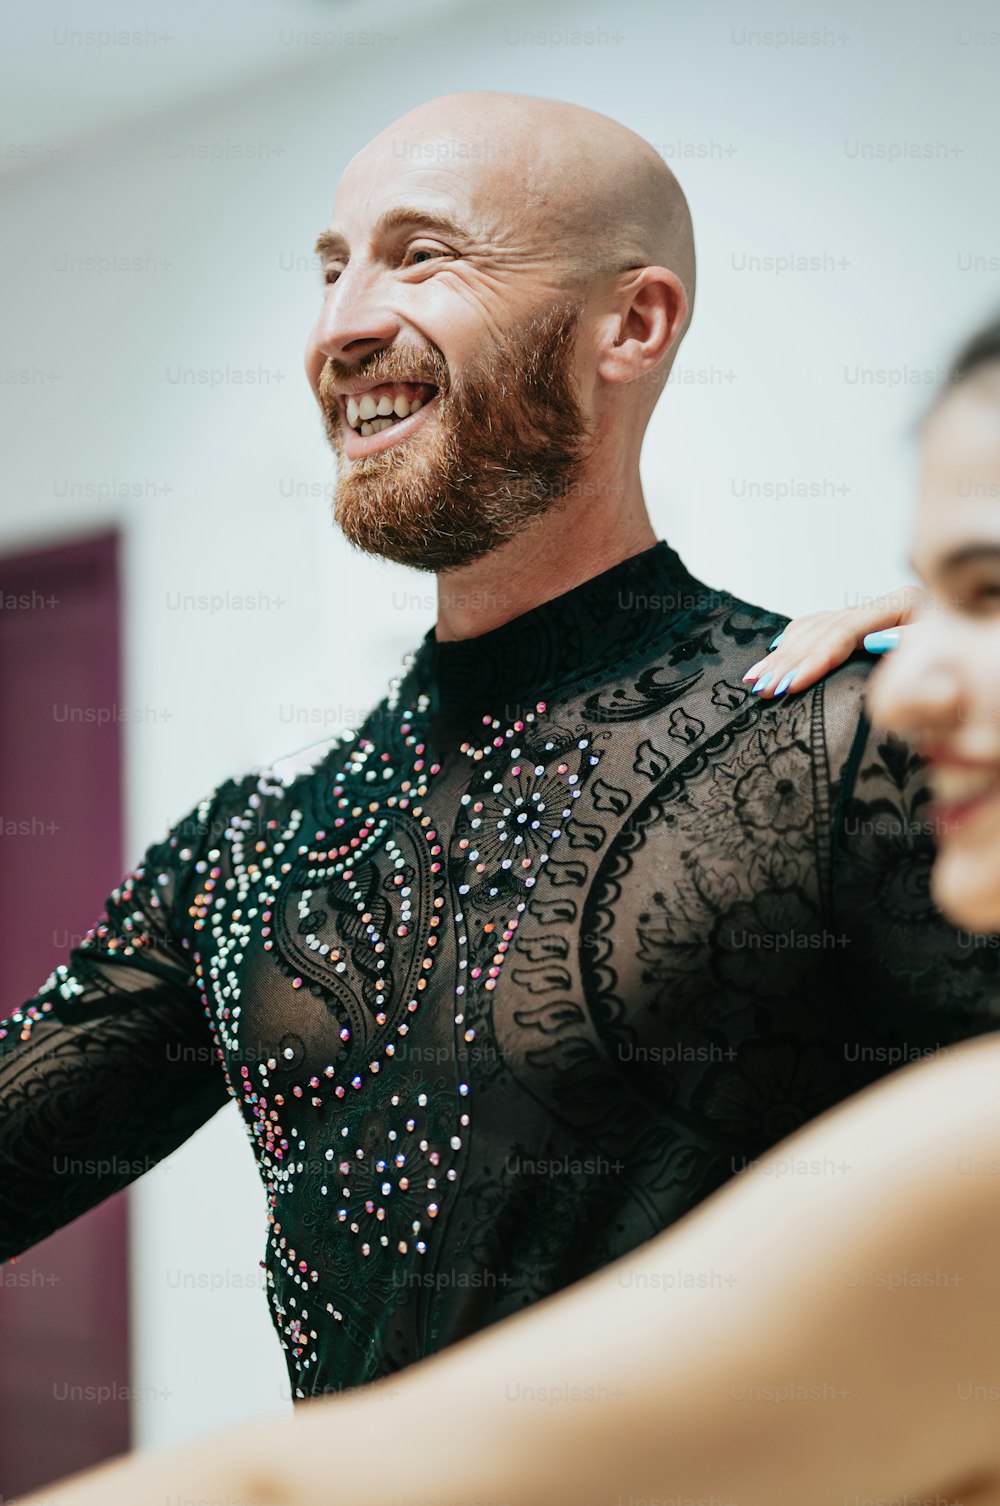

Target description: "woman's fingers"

left=863, top=627, right=902, bottom=654
left=742, top=587, right=929, bottom=699
left=742, top=614, right=849, bottom=698
left=746, top=623, right=868, bottom=699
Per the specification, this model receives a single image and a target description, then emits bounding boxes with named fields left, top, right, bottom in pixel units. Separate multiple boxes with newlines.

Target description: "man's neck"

left=433, top=494, right=657, bottom=643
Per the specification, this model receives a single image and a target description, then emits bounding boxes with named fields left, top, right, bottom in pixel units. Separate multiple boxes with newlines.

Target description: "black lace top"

left=3, top=540, right=998, bottom=1399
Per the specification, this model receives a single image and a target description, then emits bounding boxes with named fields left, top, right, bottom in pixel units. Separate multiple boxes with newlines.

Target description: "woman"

left=19, top=324, right=1000, bottom=1506
left=747, top=315, right=1000, bottom=933
left=866, top=319, right=1000, bottom=933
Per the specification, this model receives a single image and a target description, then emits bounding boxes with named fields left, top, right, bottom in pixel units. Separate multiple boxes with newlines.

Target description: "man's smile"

left=337, top=380, right=441, bottom=458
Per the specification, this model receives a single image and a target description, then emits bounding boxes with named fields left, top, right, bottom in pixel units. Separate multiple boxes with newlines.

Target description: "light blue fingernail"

left=751, top=672, right=774, bottom=695
left=773, top=668, right=799, bottom=696
left=769, top=631, right=785, bottom=650
left=863, top=629, right=900, bottom=654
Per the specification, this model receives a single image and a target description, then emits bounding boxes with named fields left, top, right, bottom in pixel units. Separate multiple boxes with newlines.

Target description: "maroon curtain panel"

left=0, top=531, right=130, bottom=1497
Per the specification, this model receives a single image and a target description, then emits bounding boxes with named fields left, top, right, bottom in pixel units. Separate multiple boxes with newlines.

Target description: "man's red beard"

left=316, top=299, right=594, bottom=572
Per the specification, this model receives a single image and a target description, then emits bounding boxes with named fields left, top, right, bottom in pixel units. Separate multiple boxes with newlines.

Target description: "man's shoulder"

left=621, top=576, right=785, bottom=684
left=696, top=579, right=784, bottom=634
left=809, top=657, right=934, bottom=832
left=812, top=654, right=917, bottom=774
left=216, top=732, right=355, bottom=813
left=161, top=733, right=354, bottom=854
left=814, top=654, right=875, bottom=727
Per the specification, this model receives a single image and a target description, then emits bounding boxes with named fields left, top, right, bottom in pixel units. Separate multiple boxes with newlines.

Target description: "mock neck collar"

left=403, top=539, right=711, bottom=734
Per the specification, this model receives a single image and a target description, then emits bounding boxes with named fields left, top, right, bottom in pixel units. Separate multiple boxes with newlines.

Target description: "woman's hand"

left=741, top=584, right=931, bottom=699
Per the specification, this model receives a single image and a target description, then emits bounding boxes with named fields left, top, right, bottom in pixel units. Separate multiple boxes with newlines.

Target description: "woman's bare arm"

left=17, top=1032, right=1000, bottom=1506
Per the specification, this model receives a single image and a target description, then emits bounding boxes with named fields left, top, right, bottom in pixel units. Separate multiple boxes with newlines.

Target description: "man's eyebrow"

left=313, top=206, right=476, bottom=261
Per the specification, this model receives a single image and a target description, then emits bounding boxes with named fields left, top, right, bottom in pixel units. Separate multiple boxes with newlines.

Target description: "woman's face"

left=867, top=366, right=1000, bottom=933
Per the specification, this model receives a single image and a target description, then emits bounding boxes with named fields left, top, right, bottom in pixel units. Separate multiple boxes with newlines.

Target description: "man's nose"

left=305, top=266, right=402, bottom=389
left=866, top=615, right=967, bottom=740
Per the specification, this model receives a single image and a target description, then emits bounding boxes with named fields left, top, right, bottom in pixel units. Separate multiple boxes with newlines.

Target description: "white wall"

left=3, top=0, right=999, bottom=1451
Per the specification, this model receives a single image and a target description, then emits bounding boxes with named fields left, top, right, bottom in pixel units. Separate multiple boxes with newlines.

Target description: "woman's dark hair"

left=945, top=313, right=1000, bottom=390
left=919, top=313, right=1000, bottom=429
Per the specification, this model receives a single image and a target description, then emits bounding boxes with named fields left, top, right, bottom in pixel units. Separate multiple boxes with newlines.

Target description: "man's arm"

left=0, top=777, right=248, bottom=1261
left=17, top=1029, right=1000, bottom=1506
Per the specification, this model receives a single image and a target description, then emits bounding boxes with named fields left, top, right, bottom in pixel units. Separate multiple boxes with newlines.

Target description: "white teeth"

left=930, top=767, right=1000, bottom=804
left=345, top=388, right=434, bottom=435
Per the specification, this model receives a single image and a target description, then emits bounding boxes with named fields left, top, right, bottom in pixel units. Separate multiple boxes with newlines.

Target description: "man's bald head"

left=353, top=91, right=695, bottom=342
left=309, top=93, right=697, bottom=571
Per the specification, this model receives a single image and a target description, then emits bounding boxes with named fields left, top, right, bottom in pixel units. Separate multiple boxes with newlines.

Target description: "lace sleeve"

left=0, top=778, right=247, bottom=1261
left=821, top=660, right=1000, bottom=1047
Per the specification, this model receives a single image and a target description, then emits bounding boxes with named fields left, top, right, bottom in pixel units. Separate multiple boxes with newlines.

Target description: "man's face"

left=305, top=130, right=595, bottom=572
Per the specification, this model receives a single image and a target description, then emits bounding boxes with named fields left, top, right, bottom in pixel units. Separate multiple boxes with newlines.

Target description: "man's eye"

left=320, top=245, right=449, bottom=285
left=403, top=245, right=449, bottom=267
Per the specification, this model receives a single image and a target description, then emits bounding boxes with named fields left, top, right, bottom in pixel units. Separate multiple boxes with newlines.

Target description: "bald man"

left=308, top=91, right=695, bottom=597
left=3, top=93, right=1000, bottom=1414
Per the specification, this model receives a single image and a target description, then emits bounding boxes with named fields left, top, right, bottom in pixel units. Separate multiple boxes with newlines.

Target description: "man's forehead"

left=352, top=124, right=522, bottom=181
left=328, top=139, right=525, bottom=242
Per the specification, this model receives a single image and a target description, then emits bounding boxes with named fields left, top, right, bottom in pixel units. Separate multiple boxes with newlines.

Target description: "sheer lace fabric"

left=3, top=541, right=997, bottom=1399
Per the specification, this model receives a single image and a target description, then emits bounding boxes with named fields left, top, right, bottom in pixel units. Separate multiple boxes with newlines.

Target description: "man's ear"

left=596, top=266, right=688, bottom=387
